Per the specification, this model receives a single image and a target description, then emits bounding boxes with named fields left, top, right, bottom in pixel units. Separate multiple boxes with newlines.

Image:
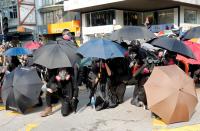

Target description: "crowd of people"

left=0, top=28, right=199, bottom=119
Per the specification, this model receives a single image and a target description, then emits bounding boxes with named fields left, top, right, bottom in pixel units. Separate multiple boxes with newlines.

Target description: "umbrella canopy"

left=150, top=37, right=195, bottom=59
left=110, top=26, right=156, bottom=42
left=23, top=41, right=42, bottom=50
left=33, top=41, right=80, bottom=69
left=182, top=26, right=200, bottom=40
left=177, top=41, right=200, bottom=64
left=144, top=65, right=198, bottom=124
left=1, top=67, right=43, bottom=113
left=77, top=39, right=126, bottom=60
left=3, top=47, right=32, bottom=56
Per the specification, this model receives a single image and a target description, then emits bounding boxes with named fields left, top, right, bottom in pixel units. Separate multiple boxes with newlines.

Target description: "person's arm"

left=104, top=63, right=111, bottom=76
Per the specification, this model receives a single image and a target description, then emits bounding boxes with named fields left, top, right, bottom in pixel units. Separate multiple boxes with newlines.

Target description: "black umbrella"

left=110, top=26, right=156, bottom=42
left=150, top=37, right=195, bottom=59
left=1, top=67, right=43, bottom=113
left=181, top=26, right=200, bottom=40
left=33, top=41, right=80, bottom=69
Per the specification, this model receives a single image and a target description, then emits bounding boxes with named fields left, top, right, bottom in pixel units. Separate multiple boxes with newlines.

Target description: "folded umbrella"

left=77, top=39, right=126, bottom=60
left=3, top=47, right=32, bottom=56
left=110, top=26, right=156, bottom=42
left=1, top=67, right=43, bottom=113
left=177, top=41, right=200, bottom=64
left=144, top=65, right=198, bottom=124
left=33, top=41, right=80, bottom=69
left=150, top=37, right=195, bottom=59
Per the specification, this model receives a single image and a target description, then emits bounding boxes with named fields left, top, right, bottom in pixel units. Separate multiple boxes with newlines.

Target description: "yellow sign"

left=47, top=20, right=80, bottom=36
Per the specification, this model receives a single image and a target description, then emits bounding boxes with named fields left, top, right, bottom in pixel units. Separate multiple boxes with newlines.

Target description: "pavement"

left=0, top=86, right=200, bottom=131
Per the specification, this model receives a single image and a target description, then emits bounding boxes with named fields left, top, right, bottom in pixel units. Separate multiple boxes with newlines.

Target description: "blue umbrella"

left=77, top=39, right=126, bottom=60
left=3, top=47, right=32, bottom=56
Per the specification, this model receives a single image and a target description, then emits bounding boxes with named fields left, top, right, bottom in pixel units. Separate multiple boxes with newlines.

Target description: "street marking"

left=153, top=118, right=167, bottom=127
left=154, top=124, right=200, bottom=131
left=6, top=111, right=21, bottom=116
left=25, top=123, right=38, bottom=131
left=0, top=105, right=5, bottom=111
left=18, top=123, right=38, bottom=131
left=153, top=118, right=200, bottom=131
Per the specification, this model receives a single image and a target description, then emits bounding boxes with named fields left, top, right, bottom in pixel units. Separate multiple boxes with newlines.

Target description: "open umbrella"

left=23, top=41, right=42, bottom=50
left=77, top=39, right=126, bottom=60
left=3, top=47, right=32, bottom=56
left=181, top=26, right=200, bottom=40
left=33, top=41, right=80, bottom=69
left=1, top=67, right=43, bottom=113
left=110, top=26, right=156, bottom=42
left=144, top=65, right=198, bottom=124
left=177, top=41, right=200, bottom=64
left=150, top=37, right=195, bottom=59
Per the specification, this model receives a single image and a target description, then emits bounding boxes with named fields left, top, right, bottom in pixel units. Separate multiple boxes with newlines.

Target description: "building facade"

left=0, top=0, right=36, bottom=42
left=64, top=0, right=200, bottom=43
left=36, top=0, right=81, bottom=44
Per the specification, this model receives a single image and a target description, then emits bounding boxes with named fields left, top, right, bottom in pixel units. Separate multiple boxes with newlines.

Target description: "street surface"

left=0, top=86, right=200, bottom=131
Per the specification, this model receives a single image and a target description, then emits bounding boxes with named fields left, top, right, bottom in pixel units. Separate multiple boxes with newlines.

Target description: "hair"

left=62, top=29, right=70, bottom=35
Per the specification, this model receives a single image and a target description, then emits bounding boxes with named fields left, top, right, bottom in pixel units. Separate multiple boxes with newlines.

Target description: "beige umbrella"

left=144, top=65, right=198, bottom=124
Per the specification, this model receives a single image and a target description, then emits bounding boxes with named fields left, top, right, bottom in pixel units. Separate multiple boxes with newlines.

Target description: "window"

left=9, top=6, right=17, bottom=19
left=158, top=9, right=174, bottom=24
left=86, top=13, right=90, bottom=27
left=90, top=10, right=115, bottom=26
left=184, top=9, right=197, bottom=24
left=43, top=13, right=47, bottom=24
left=124, top=11, right=138, bottom=25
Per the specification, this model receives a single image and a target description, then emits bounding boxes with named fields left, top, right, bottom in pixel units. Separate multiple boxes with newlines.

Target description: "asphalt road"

left=0, top=86, right=200, bottom=131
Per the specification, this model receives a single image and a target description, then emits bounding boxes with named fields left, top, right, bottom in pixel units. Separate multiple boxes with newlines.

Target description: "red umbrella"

left=177, top=41, right=200, bottom=64
left=24, top=41, right=42, bottom=50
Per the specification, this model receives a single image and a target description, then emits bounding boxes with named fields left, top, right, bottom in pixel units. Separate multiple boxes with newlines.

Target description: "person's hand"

left=47, top=88, right=53, bottom=93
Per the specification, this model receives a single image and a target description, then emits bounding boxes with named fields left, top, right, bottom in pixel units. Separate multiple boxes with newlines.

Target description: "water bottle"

left=91, top=96, right=96, bottom=109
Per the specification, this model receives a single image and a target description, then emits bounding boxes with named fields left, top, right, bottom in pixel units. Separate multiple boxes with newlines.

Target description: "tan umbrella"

left=144, top=65, right=198, bottom=124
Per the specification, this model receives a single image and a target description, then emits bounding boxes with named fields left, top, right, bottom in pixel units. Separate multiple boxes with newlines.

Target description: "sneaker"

left=40, top=106, right=52, bottom=117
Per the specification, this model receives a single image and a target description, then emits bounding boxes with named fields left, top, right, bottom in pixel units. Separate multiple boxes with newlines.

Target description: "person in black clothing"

left=41, top=67, right=79, bottom=117
left=7, top=56, right=21, bottom=72
left=87, top=60, right=118, bottom=111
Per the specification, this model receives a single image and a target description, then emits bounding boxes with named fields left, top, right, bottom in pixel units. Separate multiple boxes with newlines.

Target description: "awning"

left=64, top=0, right=199, bottom=12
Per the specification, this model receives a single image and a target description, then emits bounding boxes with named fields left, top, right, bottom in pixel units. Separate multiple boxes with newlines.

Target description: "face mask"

left=58, top=70, right=67, bottom=80
left=63, top=35, right=71, bottom=40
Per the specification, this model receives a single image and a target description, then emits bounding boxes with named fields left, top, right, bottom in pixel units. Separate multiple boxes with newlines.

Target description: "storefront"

left=42, top=20, right=81, bottom=45
left=64, top=0, right=200, bottom=43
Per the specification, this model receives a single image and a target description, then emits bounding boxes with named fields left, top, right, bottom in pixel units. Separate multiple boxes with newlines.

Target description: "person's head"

left=62, top=29, right=72, bottom=40
left=58, top=68, right=68, bottom=80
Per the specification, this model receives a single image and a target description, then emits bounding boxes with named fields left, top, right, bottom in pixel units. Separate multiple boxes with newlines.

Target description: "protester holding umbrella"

left=77, top=39, right=126, bottom=110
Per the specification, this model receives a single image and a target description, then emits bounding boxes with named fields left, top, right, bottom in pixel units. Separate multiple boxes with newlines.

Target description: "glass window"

left=91, top=10, right=115, bottom=26
left=184, top=9, right=197, bottom=24
left=50, top=12, right=54, bottom=24
left=158, top=9, right=174, bottom=24
left=43, top=13, right=47, bottom=24
left=9, top=6, right=17, bottom=19
left=86, top=13, right=90, bottom=27
left=124, top=11, right=138, bottom=25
